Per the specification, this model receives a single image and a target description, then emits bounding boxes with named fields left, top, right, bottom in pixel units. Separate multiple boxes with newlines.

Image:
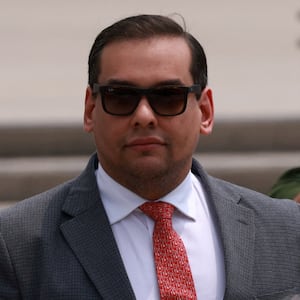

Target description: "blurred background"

left=1, top=0, right=300, bottom=208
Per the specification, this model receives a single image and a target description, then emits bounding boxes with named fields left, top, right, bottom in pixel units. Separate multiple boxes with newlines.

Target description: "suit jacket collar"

left=61, top=153, right=136, bottom=299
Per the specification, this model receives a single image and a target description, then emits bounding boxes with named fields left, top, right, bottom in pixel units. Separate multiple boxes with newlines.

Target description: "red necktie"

left=140, top=201, right=197, bottom=300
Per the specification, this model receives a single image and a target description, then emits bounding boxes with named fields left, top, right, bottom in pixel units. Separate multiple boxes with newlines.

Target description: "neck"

left=111, top=163, right=191, bottom=201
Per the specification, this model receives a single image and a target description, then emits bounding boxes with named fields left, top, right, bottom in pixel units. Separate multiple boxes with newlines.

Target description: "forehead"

left=98, top=37, right=193, bottom=85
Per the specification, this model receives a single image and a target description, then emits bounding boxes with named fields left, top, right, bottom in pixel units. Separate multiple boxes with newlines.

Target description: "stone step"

left=1, top=118, right=300, bottom=157
left=1, top=152, right=299, bottom=208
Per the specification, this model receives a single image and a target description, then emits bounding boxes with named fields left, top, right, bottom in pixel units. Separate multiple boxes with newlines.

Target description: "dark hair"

left=88, top=14, right=207, bottom=89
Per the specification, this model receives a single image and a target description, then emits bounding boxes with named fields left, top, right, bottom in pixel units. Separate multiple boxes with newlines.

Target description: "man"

left=0, top=14, right=299, bottom=299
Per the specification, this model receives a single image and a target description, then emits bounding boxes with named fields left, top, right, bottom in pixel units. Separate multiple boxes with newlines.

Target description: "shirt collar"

left=95, top=163, right=198, bottom=225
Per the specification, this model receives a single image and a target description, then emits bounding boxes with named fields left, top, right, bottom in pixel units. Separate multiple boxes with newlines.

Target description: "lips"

left=125, top=136, right=166, bottom=151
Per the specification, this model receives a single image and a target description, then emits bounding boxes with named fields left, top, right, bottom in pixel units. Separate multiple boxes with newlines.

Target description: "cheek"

left=181, top=110, right=202, bottom=147
left=182, top=108, right=202, bottom=136
left=93, top=116, right=128, bottom=149
left=167, top=114, right=201, bottom=149
left=92, top=112, right=112, bottom=146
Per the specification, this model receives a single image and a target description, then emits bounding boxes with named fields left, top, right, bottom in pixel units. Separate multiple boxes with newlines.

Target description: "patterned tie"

left=140, top=201, right=197, bottom=300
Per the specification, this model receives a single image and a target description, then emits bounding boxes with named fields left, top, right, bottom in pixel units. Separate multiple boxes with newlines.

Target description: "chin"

left=129, top=158, right=168, bottom=177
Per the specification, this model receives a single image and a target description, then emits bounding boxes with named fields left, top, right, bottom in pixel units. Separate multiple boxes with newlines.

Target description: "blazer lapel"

left=192, top=160, right=255, bottom=299
left=211, top=189, right=255, bottom=299
left=60, top=154, right=135, bottom=300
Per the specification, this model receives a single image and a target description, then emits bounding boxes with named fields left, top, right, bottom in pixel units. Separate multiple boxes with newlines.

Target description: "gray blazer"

left=1, top=154, right=300, bottom=299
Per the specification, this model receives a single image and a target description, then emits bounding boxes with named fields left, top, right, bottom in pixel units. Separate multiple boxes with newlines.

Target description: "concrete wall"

left=1, top=0, right=299, bottom=125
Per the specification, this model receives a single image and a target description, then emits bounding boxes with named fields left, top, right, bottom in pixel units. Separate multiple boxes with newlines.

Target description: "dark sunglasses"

left=92, top=84, right=202, bottom=116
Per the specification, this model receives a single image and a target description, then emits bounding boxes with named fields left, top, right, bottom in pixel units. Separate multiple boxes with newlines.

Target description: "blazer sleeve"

left=0, top=228, right=21, bottom=299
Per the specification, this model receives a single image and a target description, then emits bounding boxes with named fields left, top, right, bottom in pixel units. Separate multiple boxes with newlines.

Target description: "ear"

left=83, top=86, right=96, bottom=133
left=199, top=87, right=214, bottom=135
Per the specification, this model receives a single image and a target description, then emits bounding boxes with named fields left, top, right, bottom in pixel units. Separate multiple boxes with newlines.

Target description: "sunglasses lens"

left=102, top=87, right=139, bottom=115
left=149, top=87, right=186, bottom=116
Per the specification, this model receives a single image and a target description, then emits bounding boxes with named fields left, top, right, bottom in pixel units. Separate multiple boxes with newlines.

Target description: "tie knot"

left=140, top=201, right=174, bottom=221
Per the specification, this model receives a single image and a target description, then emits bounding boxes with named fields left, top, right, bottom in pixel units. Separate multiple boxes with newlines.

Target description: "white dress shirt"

left=96, top=163, right=225, bottom=300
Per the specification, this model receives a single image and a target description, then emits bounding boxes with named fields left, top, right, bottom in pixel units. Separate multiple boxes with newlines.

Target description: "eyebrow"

left=104, top=79, right=184, bottom=87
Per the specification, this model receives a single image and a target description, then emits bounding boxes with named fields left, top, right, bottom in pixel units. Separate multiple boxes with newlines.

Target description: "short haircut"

left=88, top=14, right=207, bottom=89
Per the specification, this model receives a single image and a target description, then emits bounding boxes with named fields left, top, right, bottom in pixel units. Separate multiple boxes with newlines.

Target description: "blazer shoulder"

left=0, top=179, right=74, bottom=232
left=211, top=173, right=300, bottom=213
left=0, top=154, right=99, bottom=240
left=191, top=158, right=300, bottom=219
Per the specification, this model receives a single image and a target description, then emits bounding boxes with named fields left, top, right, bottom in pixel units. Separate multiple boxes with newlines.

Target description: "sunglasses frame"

left=92, top=84, right=202, bottom=116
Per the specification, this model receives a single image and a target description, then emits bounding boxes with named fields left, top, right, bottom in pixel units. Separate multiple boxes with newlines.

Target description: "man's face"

left=84, top=37, right=213, bottom=198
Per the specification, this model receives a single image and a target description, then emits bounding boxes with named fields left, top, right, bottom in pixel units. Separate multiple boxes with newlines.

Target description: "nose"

left=130, top=96, right=158, bottom=128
